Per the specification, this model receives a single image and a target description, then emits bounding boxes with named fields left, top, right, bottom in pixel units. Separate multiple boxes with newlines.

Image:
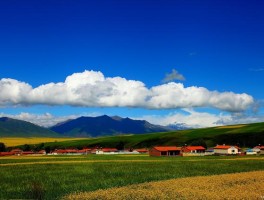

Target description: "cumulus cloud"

left=0, top=70, right=254, bottom=112
left=162, top=69, right=185, bottom=82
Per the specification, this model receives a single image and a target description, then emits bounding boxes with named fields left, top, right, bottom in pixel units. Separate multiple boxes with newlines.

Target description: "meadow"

left=0, top=154, right=264, bottom=200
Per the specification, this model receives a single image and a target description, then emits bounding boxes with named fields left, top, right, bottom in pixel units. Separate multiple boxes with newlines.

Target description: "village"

left=0, top=144, right=264, bottom=157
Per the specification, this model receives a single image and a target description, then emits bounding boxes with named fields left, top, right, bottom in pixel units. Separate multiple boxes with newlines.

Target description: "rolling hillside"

left=38, top=122, right=264, bottom=149
left=0, top=117, right=60, bottom=137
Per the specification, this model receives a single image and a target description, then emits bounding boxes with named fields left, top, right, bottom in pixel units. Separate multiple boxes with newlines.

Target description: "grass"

left=64, top=170, right=264, bottom=200
left=0, top=137, right=85, bottom=147
left=0, top=155, right=264, bottom=200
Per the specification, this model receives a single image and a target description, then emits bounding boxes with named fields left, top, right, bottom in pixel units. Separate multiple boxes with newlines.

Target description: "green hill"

left=0, top=117, right=60, bottom=137
left=36, top=122, right=264, bottom=149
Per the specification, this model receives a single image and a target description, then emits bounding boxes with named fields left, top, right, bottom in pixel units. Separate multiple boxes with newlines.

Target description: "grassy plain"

left=0, top=155, right=264, bottom=200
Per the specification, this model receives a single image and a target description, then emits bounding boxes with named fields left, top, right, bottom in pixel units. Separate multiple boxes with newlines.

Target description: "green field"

left=0, top=155, right=264, bottom=200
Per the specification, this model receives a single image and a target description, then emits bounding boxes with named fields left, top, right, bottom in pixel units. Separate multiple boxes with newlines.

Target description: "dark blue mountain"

left=50, top=115, right=171, bottom=137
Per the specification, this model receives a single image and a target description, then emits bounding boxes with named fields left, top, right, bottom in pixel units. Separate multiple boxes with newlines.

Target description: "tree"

left=0, top=142, right=6, bottom=152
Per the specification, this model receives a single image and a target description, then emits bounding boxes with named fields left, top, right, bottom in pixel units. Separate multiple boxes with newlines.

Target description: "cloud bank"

left=0, top=70, right=254, bottom=112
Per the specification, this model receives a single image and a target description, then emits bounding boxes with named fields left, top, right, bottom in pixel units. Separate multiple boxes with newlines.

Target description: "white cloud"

left=138, top=109, right=264, bottom=128
left=0, top=70, right=254, bottom=112
left=162, top=69, right=185, bottom=82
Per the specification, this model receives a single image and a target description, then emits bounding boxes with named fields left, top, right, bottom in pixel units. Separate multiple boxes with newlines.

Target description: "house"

left=96, top=148, right=118, bottom=154
left=245, top=149, right=257, bottom=155
left=149, top=146, right=181, bottom=156
left=252, top=146, right=264, bottom=154
left=181, top=146, right=206, bottom=156
left=77, top=148, right=91, bottom=155
left=260, top=146, right=264, bottom=155
left=38, top=150, right=46, bottom=155
left=10, top=148, right=23, bottom=155
left=213, top=145, right=240, bottom=155
left=0, top=152, right=15, bottom=156
left=133, top=148, right=149, bottom=154
left=22, top=151, right=35, bottom=155
left=182, top=146, right=206, bottom=153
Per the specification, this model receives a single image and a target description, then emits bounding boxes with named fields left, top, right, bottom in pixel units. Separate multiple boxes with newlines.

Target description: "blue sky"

left=0, top=0, right=264, bottom=127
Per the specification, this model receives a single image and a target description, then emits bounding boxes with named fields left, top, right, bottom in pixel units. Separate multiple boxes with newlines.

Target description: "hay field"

left=65, top=170, right=264, bottom=200
left=215, top=125, right=246, bottom=129
left=0, top=137, right=84, bottom=147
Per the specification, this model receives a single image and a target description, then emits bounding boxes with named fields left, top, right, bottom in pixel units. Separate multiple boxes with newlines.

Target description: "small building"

left=0, top=152, right=15, bottom=156
left=252, top=146, right=264, bottom=154
left=245, top=149, right=257, bottom=155
left=182, top=146, right=206, bottom=153
left=181, top=146, right=206, bottom=156
left=77, top=148, right=91, bottom=155
left=133, top=148, right=149, bottom=154
left=96, top=148, right=118, bottom=154
left=214, top=145, right=240, bottom=155
left=38, top=150, right=46, bottom=155
left=10, top=148, right=23, bottom=156
left=149, top=146, right=181, bottom=156
left=22, top=151, right=35, bottom=155
left=260, top=146, right=264, bottom=155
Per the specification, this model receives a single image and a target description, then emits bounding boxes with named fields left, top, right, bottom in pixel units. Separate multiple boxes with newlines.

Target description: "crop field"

left=0, top=137, right=85, bottom=147
left=0, top=155, right=264, bottom=200
left=65, top=170, right=264, bottom=200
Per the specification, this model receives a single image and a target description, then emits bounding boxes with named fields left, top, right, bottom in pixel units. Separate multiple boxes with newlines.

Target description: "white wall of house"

left=214, top=147, right=238, bottom=154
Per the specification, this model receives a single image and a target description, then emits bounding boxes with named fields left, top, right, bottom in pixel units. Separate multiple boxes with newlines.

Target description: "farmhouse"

left=0, top=152, right=15, bottom=156
left=252, top=146, right=264, bottom=154
left=149, top=146, right=181, bottom=156
left=181, top=146, right=206, bottom=156
left=96, top=148, right=118, bottom=154
left=214, top=145, right=240, bottom=155
left=182, top=146, right=206, bottom=153
left=133, top=148, right=149, bottom=154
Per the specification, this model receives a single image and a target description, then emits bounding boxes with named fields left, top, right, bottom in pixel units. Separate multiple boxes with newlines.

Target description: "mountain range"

left=0, top=115, right=172, bottom=137
left=50, top=115, right=171, bottom=137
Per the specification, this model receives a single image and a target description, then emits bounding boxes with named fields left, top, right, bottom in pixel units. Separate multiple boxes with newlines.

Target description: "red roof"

left=38, top=150, right=46, bottom=154
left=77, top=149, right=91, bottom=153
left=154, top=146, right=181, bottom=151
left=254, top=146, right=264, bottom=150
left=101, top=148, right=118, bottom=152
left=11, top=148, right=22, bottom=152
left=135, top=148, right=149, bottom=153
left=22, top=151, right=34, bottom=155
left=0, top=152, right=15, bottom=156
left=184, top=146, right=205, bottom=151
left=214, top=145, right=239, bottom=149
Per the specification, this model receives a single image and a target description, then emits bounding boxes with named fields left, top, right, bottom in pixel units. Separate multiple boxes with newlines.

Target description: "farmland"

left=0, top=155, right=264, bottom=200
left=0, top=137, right=85, bottom=147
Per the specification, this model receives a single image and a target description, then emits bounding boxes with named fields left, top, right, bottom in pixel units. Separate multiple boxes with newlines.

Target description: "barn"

left=149, top=146, right=181, bottom=156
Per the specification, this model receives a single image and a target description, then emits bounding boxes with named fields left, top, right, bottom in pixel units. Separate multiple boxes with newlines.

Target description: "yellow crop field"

left=0, top=137, right=84, bottom=147
left=216, top=125, right=246, bottom=129
left=64, top=170, right=264, bottom=200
